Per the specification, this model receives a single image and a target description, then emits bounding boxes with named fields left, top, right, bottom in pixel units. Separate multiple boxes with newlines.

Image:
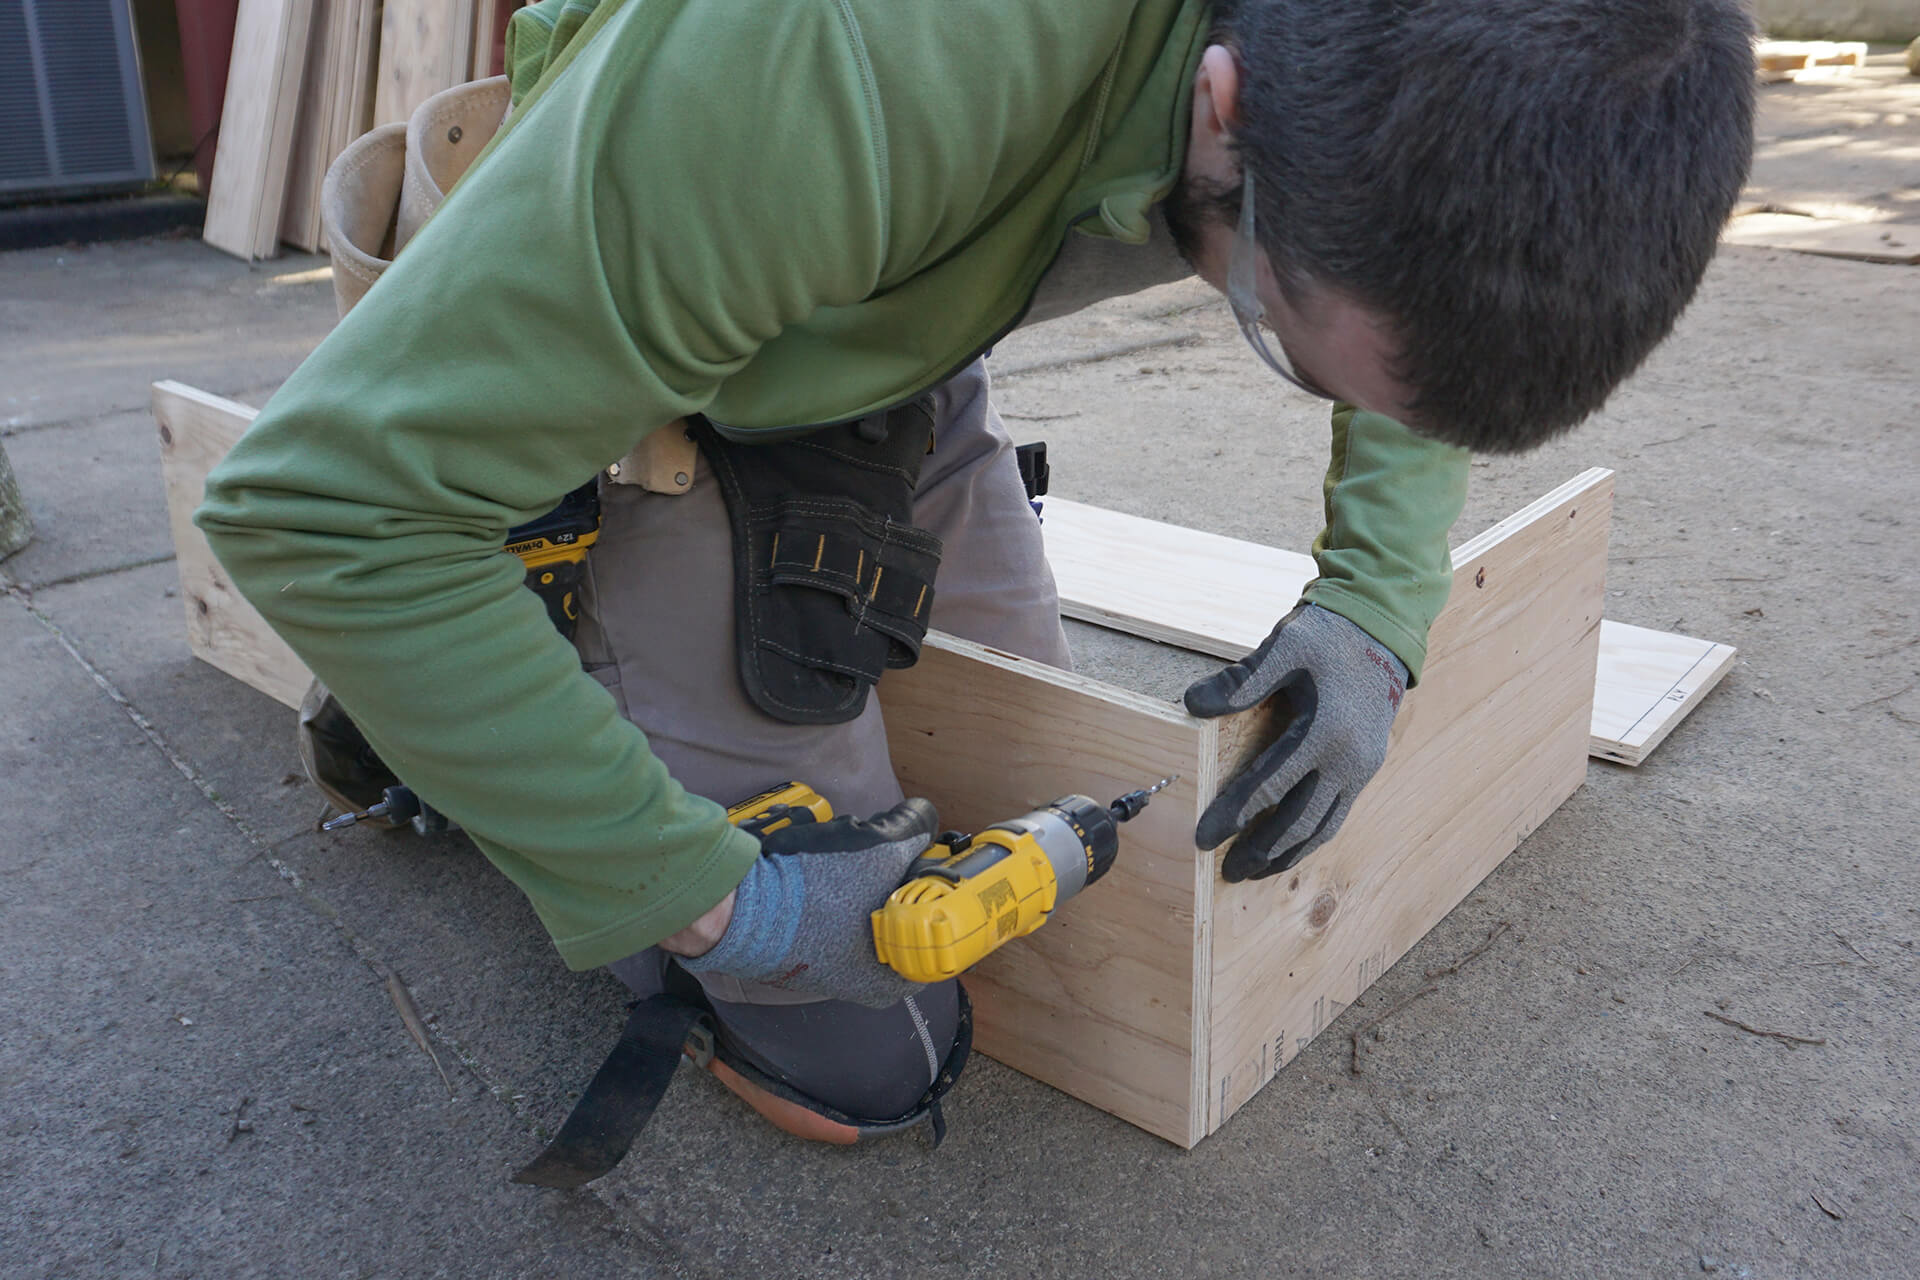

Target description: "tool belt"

left=695, top=401, right=944, bottom=725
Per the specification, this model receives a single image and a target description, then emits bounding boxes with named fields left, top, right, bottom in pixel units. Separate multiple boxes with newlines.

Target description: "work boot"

left=296, top=680, right=404, bottom=827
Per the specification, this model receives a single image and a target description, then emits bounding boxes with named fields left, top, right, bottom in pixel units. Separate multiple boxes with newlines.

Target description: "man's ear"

left=1193, top=44, right=1241, bottom=137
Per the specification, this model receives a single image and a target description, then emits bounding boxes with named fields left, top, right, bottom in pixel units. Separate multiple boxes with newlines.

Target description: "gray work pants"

left=579, top=357, right=1070, bottom=1122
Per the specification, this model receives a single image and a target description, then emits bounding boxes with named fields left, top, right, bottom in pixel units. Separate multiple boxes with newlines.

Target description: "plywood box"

left=884, top=470, right=1613, bottom=1144
left=153, top=380, right=1609, bottom=1146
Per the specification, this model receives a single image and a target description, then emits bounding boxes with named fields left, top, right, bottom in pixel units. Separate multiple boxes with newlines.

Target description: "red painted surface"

left=173, top=0, right=240, bottom=192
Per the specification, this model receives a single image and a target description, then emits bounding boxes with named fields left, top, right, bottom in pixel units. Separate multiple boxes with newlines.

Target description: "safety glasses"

left=1227, top=167, right=1333, bottom=400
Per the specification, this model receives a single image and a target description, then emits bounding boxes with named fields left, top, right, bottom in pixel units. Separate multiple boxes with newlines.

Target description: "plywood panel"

left=1042, top=497, right=1313, bottom=656
left=151, top=382, right=313, bottom=709
left=1201, top=470, right=1611, bottom=1132
left=203, top=0, right=316, bottom=260
left=1590, top=620, right=1737, bottom=765
left=879, top=635, right=1212, bottom=1146
left=1044, top=494, right=1727, bottom=765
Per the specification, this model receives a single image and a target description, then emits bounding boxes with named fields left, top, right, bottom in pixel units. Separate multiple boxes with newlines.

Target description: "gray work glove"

left=681, top=798, right=940, bottom=1008
left=1185, top=604, right=1407, bottom=882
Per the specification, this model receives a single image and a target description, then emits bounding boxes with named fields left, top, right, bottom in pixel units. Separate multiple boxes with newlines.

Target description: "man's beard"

left=1160, top=171, right=1241, bottom=272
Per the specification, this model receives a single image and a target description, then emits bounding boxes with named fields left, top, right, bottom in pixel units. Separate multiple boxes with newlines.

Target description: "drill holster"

left=693, top=402, right=944, bottom=725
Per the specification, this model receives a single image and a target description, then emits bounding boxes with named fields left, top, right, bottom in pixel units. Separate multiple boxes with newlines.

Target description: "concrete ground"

left=3, top=63, right=1916, bottom=1280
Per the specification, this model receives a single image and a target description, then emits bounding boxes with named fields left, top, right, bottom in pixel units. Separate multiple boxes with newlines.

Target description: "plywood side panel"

left=1201, top=469, right=1612, bottom=1134
left=1590, top=620, right=1737, bottom=765
left=879, top=634, right=1212, bottom=1146
left=152, top=383, right=313, bottom=710
left=204, top=0, right=316, bottom=260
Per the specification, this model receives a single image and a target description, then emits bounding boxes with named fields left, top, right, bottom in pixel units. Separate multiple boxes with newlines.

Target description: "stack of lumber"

left=205, top=0, right=513, bottom=261
left=280, top=0, right=379, bottom=253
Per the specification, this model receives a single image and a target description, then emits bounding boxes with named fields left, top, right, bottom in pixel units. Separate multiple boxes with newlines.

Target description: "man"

left=198, top=0, right=1754, bottom=1157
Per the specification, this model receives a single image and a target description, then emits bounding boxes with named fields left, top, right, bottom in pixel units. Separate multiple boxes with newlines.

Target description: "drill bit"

left=321, top=801, right=390, bottom=831
left=1108, top=775, right=1180, bottom=824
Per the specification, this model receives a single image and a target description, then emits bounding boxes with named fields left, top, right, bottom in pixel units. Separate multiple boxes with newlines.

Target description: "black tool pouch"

left=694, top=399, right=943, bottom=725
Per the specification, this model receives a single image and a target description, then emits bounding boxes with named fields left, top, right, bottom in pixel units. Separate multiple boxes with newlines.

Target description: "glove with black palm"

left=680, top=797, right=940, bottom=1008
left=1185, top=604, right=1407, bottom=882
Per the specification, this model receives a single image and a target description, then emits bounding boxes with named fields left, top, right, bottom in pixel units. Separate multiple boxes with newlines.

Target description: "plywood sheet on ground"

left=1590, top=620, right=1737, bottom=765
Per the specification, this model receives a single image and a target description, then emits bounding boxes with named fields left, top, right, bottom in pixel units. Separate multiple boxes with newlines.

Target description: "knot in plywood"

left=1307, top=890, right=1338, bottom=932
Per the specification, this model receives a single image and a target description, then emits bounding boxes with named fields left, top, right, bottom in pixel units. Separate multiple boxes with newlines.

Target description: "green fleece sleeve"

left=1300, top=406, right=1471, bottom=684
left=195, top=0, right=889, bottom=969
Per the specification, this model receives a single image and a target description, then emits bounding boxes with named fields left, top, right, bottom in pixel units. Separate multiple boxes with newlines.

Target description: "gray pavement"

left=3, top=67, right=1917, bottom=1280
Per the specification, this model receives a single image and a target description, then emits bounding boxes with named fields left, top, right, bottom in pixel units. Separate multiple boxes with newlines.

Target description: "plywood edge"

left=1450, top=467, right=1614, bottom=566
left=1186, top=716, right=1227, bottom=1147
left=921, top=630, right=1192, bottom=729
left=1589, top=620, right=1737, bottom=766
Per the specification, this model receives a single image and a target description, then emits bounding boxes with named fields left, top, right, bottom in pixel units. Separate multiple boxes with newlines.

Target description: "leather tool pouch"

left=695, top=399, right=943, bottom=725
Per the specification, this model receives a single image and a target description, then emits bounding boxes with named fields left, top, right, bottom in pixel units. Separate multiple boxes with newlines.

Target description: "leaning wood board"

left=280, top=0, right=343, bottom=251
left=1041, top=496, right=1735, bottom=766
left=203, top=0, right=316, bottom=260
left=280, top=0, right=378, bottom=252
left=375, top=0, right=475, bottom=125
left=151, top=380, right=1606, bottom=1145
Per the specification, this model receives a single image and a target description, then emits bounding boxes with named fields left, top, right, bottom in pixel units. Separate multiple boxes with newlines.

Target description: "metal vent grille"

left=1, top=0, right=154, bottom=198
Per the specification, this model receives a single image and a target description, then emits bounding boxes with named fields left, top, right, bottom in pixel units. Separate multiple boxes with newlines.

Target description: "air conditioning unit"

left=1, top=0, right=156, bottom=199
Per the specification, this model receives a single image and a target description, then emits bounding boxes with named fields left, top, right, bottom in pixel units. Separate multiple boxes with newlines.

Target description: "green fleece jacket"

left=197, top=0, right=1468, bottom=969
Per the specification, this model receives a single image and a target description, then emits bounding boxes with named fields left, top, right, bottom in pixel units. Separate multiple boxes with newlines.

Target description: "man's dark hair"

left=1217, top=0, right=1755, bottom=452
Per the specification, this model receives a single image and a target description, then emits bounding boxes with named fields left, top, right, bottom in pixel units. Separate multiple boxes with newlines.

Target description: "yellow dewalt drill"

left=870, top=776, right=1177, bottom=983
left=726, top=777, right=1176, bottom=984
